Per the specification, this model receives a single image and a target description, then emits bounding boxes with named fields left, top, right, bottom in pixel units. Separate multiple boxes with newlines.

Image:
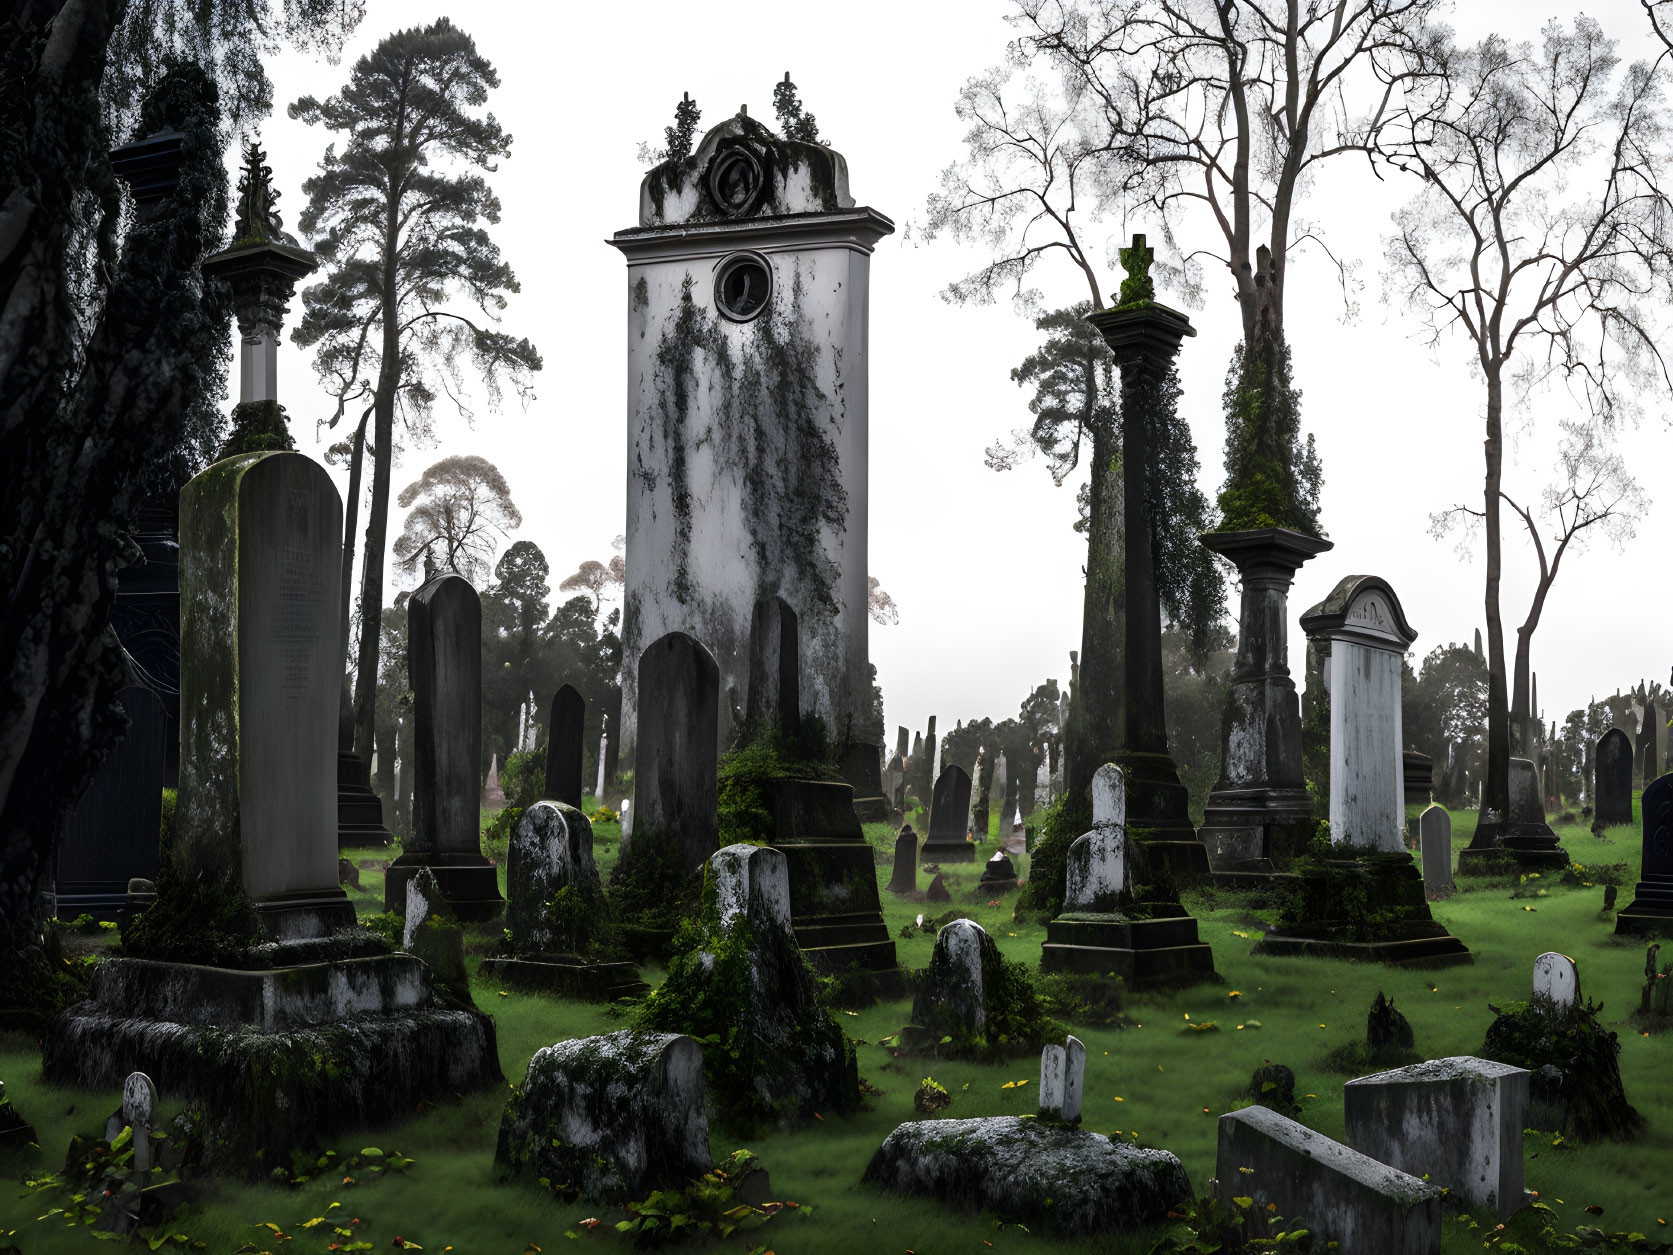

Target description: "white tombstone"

left=991, top=751, right=1009, bottom=828
left=401, top=870, right=433, bottom=950
left=1038, top=1034, right=1086, bottom=1123
left=594, top=715, right=609, bottom=801
left=708, top=843, right=792, bottom=935
left=1064, top=764, right=1127, bottom=911
left=1419, top=804, right=1453, bottom=898
left=619, top=797, right=633, bottom=842
left=934, top=919, right=989, bottom=1033
left=1299, top=577, right=1418, bottom=852
left=1532, top=952, right=1580, bottom=1010
left=122, top=1071, right=158, bottom=1173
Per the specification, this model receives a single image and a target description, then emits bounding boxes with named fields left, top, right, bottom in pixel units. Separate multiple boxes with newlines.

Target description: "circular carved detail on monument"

left=714, top=252, right=774, bottom=322
left=707, top=145, right=766, bottom=218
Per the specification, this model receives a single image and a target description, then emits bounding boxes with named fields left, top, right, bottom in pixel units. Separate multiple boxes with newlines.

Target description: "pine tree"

left=665, top=92, right=701, bottom=160
left=773, top=73, right=820, bottom=142
left=1216, top=335, right=1323, bottom=536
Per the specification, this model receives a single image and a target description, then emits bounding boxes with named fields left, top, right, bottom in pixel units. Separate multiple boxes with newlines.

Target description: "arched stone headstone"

left=709, top=843, right=791, bottom=935
left=1419, top=804, right=1453, bottom=899
left=923, top=764, right=973, bottom=861
left=506, top=801, right=600, bottom=954
left=1532, top=952, right=1579, bottom=1010
left=630, top=631, right=720, bottom=871
left=1038, top=1034, right=1085, bottom=1124
left=744, top=596, right=800, bottom=742
left=1594, top=728, right=1633, bottom=827
left=886, top=826, right=918, bottom=895
left=544, top=685, right=586, bottom=809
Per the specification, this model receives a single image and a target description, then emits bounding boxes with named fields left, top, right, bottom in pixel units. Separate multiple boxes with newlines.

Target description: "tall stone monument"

left=1196, top=527, right=1332, bottom=874
left=610, top=109, right=890, bottom=821
left=385, top=573, right=502, bottom=920
left=1615, top=772, right=1673, bottom=935
left=1086, top=236, right=1208, bottom=877
left=1256, top=575, right=1470, bottom=965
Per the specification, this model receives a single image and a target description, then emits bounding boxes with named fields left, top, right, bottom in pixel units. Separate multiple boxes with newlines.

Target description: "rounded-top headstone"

left=1065, top=827, right=1126, bottom=912
left=410, top=572, right=484, bottom=857
left=1532, top=952, right=1580, bottom=1009
left=930, top=918, right=991, bottom=1033
left=122, top=1072, right=157, bottom=1129
left=1594, top=728, right=1634, bottom=827
left=708, top=843, right=791, bottom=934
left=508, top=801, right=600, bottom=952
left=1091, top=763, right=1126, bottom=830
left=1643, top=772, right=1673, bottom=878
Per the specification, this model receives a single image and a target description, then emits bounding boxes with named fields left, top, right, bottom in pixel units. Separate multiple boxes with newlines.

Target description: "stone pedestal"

left=335, top=748, right=393, bottom=847
left=1461, top=755, right=1570, bottom=875
left=386, top=573, right=502, bottom=921
left=1087, top=262, right=1207, bottom=878
left=1195, top=528, right=1332, bottom=874
left=1616, top=773, right=1673, bottom=935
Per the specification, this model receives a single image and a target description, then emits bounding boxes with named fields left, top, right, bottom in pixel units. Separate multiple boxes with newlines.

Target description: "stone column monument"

left=609, top=110, right=891, bottom=821
left=1196, top=527, right=1332, bottom=874
left=1086, top=236, right=1208, bottom=878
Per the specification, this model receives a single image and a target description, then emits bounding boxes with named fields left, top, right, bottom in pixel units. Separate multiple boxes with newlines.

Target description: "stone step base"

left=1251, top=928, right=1473, bottom=968
left=1046, top=913, right=1205, bottom=951
left=918, top=840, right=976, bottom=863
left=799, top=937, right=900, bottom=976
left=793, top=911, right=893, bottom=951
left=477, top=957, right=648, bottom=1002
left=385, top=858, right=504, bottom=920
left=1134, top=838, right=1211, bottom=880
left=1205, top=870, right=1302, bottom=897
left=1040, top=940, right=1218, bottom=988
left=1615, top=879, right=1673, bottom=935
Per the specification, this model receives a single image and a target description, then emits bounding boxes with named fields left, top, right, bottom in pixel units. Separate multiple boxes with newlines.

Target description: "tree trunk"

left=1483, top=371, right=1510, bottom=819
left=338, top=409, right=368, bottom=747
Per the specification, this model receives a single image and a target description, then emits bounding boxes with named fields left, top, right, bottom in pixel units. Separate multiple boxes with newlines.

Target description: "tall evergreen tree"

left=291, top=17, right=542, bottom=786
left=664, top=92, right=701, bottom=159
left=773, top=72, right=820, bottom=142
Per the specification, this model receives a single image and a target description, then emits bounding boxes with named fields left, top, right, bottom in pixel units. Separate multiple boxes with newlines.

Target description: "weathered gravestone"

left=1419, top=804, right=1453, bottom=900
left=1616, top=772, right=1673, bottom=934
left=990, top=752, right=1009, bottom=834
left=482, top=802, right=646, bottom=1000
left=1463, top=754, right=1569, bottom=875
left=1257, top=575, right=1470, bottom=965
left=910, top=918, right=996, bottom=1048
left=43, top=452, right=501, bottom=1166
left=1508, top=758, right=1545, bottom=822
left=594, top=714, right=610, bottom=801
left=402, top=866, right=467, bottom=993
left=481, top=752, right=507, bottom=808
left=1037, top=1034, right=1085, bottom=1124
left=979, top=851, right=1018, bottom=893
left=1532, top=951, right=1580, bottom=1009
left=1217, top=1106, right=1443, bottom=1253
left=886, top=826, right=918, bottom=895
left=386, top=573, right=502, bottom=921
left=744, top=595, right=799, bottom=741
left=543, top=684, right=586, bottom=809
left=1344, top=1056, right=1528, bottom=1219
left=923, top=764, right=974, bottom=862
left=1041, top=764, right=1216, bottom=987
left=496, top=1030, right=710, bottom=1203
left=622, top=631, right=719, bottom=873
left=1595, top=728, right=1634, bottom=828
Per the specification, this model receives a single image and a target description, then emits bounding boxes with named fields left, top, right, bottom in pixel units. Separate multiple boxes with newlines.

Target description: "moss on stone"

left=1014, top=793, right=1087, bottom=922
left=1479, top=996, right=1642, bottom=1142
left=716, top=738, right=842, bottom=846
left=119, top=865, right=263, bottom=967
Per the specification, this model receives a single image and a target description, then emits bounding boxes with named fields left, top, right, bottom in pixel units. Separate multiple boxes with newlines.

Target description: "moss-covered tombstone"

left=634, top=844, right=857, bottom=1130
left=906, top=918, right=1061, bottom=1059
left=1479, top=993, right=1641, bottom=1142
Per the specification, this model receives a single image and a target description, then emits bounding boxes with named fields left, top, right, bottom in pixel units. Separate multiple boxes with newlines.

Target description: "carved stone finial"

left=234, top=139, right=295, bottom=246
left=1116, top=233, right=1155, bottom=307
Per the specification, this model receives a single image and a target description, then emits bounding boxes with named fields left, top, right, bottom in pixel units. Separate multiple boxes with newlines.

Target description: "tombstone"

left=1616, top=772, right=1673, bottom=934
left=121, top=1071, right=158, bottom=1174
left=42, top=452, right=503, bottom=1165
left=990, top=752, right=1009, bottom=834
left=1216, top=1106, right=1443, bottom=1253
left=496, top=1030, right=710, bottom=1203
left=543, top=684, right=586, bottom=809
left=927, top=716, right=941, bottom=784
left=594, top=714, right=610, bottom=802
left=885, top=752, right=907, bottom=822
left=1596, top=727, right=1632, bottom=825
left=626, top=631, right=719, bottom=872
left=1464, top=751, right=1568, bottom=874
left=978, top=851, right=1018, bottom=893
left=1418, top=804, right=1453, bottom=900
left=910, top=919, right=995, bottom=1046
left=1508, top=757, right=1544, bottom=822
left=968, top=746, right=988, bottom=840
left=1258, top=575, right=1469, bottom=965
left=925, top=873, right=951, bottom=901
left=1037, top=1034, right=1086, bottom=1124
left=1344, top=1057, right=1528, bottom=1219
left=1037, top=741, right=1053, bottom=811
left=1196, top=527, right=1332, bottom=873
left=386, top=572, right=502, bottom=921
left=402, top=865, right=466, bottom=990
left=999, top=770, right=1020, bottom=836
left=744, top=595, right=799, bottom=741
left=1532, top=952, right=1580, bottom=1010
left=1643, top=698, right=1661, bottom=786
left=886, top=826, right=918, bottom=895
left=612, top=122, right=885, bottom=813
left=502, top=801, right=603, bottom=953
left=1042, top=764, right=1216, bottom=985
left=481, top=752, right=507, bottom=808
left=923, top=765, right=974, bottom=862
left=619, top=797, right=632, bottom=841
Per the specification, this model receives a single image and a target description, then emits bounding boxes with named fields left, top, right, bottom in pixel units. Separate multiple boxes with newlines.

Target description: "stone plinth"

left=1462, top=756, right=1570, bottom=875
left=496, top=1031, right=710, bottom=1204
left=386, top=573, right=501, bottom=921
left=1253, top=855, right=1471, bottom=967
left=1217, top=1106, right=1443, bottom=1253
left=1617, top=773, right=1673, bottom=935
left=1196, top=528, right=1332, bottom=874
left=1344, top=1056, right=1529, bottom=1219
left=174, top=451, right=353, bottom=939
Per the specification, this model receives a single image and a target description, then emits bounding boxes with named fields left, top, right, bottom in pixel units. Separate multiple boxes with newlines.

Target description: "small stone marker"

left=1594, top=728, right=1633, bottom=827
left=507, top=801, right=600, bottom=954
left=1418, top=804, right=1452, bottom=898
left=403, top=865, right=466, bottom=989
left=1065, top=765, right=1127, bottom=911
left=1037, top=1034, right=1085, bottom=1124
left=122, top=1071, right=157, bottom=1173
left=619, top=797, right=632, bottom=840
left=886, top=825, right=918, bottom=894
left=1533, top=952, right=1580, bottom=1009
left=925, top=873, right=950, bottom=902
left=979, top=850, right=1017, bottom=891
left=594, top=714, right=610, bottom=801
left=1217, top=1105, right=1442, bottom=1254
left=544, top=684, right=586, bottom=809
left=709, top=843, right=792, bottom=934
left=1343, top=1055, right=1529, bottom=1219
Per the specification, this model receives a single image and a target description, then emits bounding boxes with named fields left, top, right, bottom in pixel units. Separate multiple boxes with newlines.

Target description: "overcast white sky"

left=238, top=0, right=1672, bottom=744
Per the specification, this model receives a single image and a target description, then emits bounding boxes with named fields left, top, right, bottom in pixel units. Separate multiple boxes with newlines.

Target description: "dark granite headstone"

left=1642, top=700, right=1660, bottom=787
left=385, top=572, right=502, bottom=920
left=978, top=851, right=1017, bottom=892
left=923, top=765, right=973, bottom=862
left=544, top=684, right=586, bottom=809
left=1616, top=773, right=1673, bottom=934
left=886, top=826, right=918, bottom=894
left=630, top=631, right=720, bottom=873
left=745, top=596, right=799, bottom=741
left=1595, top=728, right=1633, bottom=828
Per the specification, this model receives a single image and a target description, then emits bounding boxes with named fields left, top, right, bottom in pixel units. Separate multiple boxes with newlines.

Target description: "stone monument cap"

left=1300, top=574, right=1418, bottom=653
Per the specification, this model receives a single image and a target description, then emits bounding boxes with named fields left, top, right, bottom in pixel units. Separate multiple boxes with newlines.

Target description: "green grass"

left=3, top=799, right=1669, bottom=1253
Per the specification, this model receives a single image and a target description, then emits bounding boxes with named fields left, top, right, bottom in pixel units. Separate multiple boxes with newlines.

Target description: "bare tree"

left=867, top=575, right=900, bottom=626
left=393, top=454, right=522, bottom=587
left=558, top=555, right=626, bottom=616
left=1383, top=17, right=1673, bottom=824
